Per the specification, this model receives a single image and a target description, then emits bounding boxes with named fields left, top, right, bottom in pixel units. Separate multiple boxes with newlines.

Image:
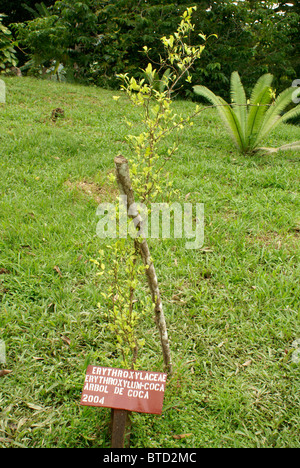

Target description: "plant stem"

left=114, top=155, right=173, bottom=375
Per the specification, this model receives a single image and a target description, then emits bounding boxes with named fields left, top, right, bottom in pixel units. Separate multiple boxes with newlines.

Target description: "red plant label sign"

left=80, top=365, right=167, bottom=415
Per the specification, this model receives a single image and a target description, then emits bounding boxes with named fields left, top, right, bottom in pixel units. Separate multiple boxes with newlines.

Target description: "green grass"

left=0, top=76, right=299, bottom=448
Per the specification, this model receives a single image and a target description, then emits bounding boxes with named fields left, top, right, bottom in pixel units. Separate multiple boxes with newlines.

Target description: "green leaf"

left=230, top=71, right=247, bottom=141
left=246, top=85, right=272, bottom=149
left=280, top=103, right=300, bottom=124
left=276, top=141, right=300, bottom=152
left=249, top=73, right=273, bottom=107
left=254, top=87, right=297, bottom=146
left=193, top=84, right=245, bottom=151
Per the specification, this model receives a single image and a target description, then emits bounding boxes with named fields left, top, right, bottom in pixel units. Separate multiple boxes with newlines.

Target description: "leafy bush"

left=14, top=1, right=98, bottom=80
left=11, top=1, right=300, bottom=99
left=0, top=0, right=56, bottom=25
left=0, top=14, right=18, bottom=72
left=92, top=0, right=299, bottom=98
left=190, top=1, right=300, bottom=99
left=193, top=71, right=300, bottom=155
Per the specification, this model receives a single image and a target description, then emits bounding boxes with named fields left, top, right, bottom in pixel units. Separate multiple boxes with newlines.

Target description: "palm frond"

left=277, top=141, right=300, bottom=151
left=193, top=85, right=244, bottom=150
left=246, top=85, right=272, bottom=148
left=280, top=102, right=300, bottom=124
left=257, top=141, right=300, bottom=154
left=255, top=87, right=296, bottom=146
left=230, top=71, right=247, bottom=139
left=249, top=73, right=273, bottom=106
left=158, top=68, right=172, bottom=93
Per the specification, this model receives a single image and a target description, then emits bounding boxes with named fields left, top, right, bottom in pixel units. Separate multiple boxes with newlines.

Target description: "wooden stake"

left=110, top=409, right=131, bottom=448
left=114, top=155, right=173, bottom=375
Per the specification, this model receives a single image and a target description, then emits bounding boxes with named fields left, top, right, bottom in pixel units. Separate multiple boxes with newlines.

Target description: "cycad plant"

left=193, top=72, right=300, bottom=155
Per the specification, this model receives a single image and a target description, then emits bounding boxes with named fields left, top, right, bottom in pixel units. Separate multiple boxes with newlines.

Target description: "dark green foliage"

left=92, top=0, right=300, bottom=97
left=91, top=0, right=194, bottom=88
left=14, top=0, right=98, bottom=79
left=0, top=0, right=57, bottom=25
left=0, top=14, right=18, bottom=71
left=10, top=0, right=300, bottom=98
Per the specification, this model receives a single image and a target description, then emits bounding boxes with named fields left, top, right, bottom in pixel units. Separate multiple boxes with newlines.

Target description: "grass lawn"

left=0, top=76, right=299, bottom=448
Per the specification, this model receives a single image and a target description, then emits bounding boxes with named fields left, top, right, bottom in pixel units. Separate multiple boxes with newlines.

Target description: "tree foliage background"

left=1, top=0, right=299, bottom=98
left=0, top=0, right=57, bottom=24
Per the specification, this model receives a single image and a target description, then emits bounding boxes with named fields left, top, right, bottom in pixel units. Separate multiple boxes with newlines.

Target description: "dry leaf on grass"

left=61, top=335, right=71, bottom=346
left=0, top=369, right=12, bottom=377
left=0, top=268, right=11, bottom=275
left=53, top=265, right=63, bottom=277
left=25, top=402, right=44, bottom=411
left=200, top=247, right=214, bottom=253
left=173, top=433, right=193, bottom=440
left=242, top=360, right=252, bottom=367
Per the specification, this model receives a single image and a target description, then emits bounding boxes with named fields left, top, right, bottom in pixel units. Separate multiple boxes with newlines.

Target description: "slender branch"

left=114, top=155, right=173, bottom=374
